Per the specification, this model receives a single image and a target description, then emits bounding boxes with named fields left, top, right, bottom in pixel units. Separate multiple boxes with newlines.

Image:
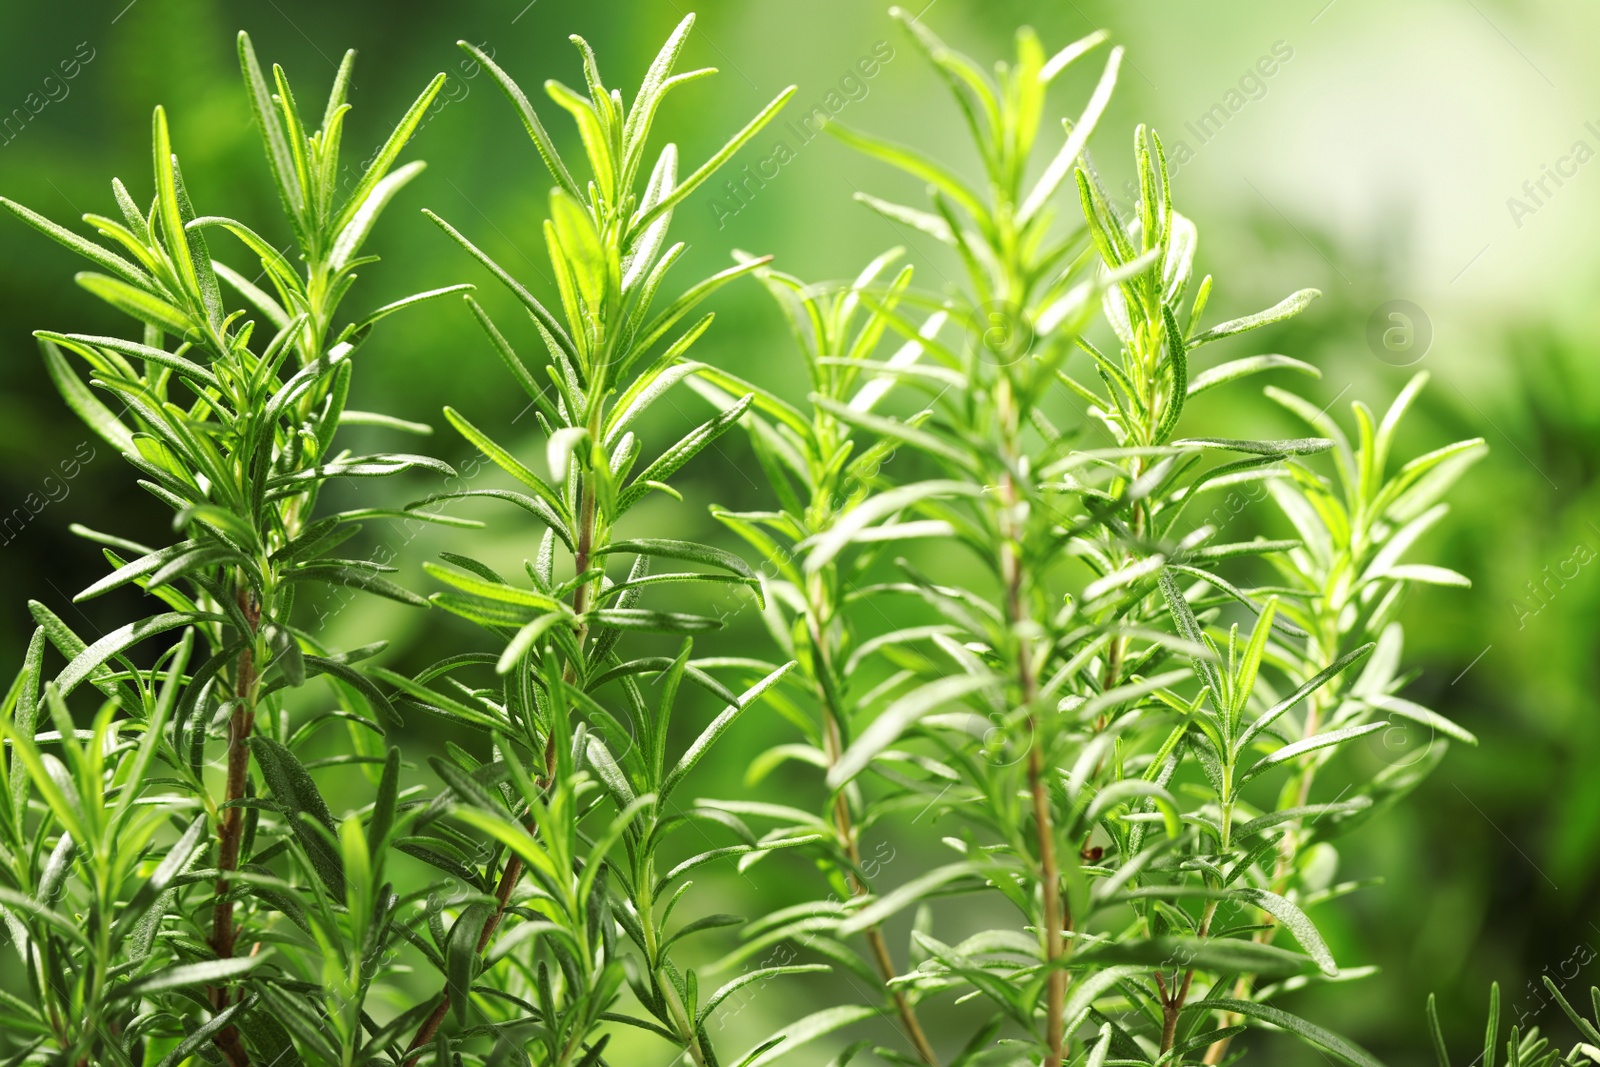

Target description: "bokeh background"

left=2, top=0, right=1597, bottom=1062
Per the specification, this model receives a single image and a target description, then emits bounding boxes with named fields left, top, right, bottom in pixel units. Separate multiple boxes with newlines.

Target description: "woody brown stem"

left=406, top=460, right=601, bottom=1062
left=403, top=850, right=527, bottom=1065
left=1032, top=742, right=1065, bottom=1067
left=209, top=587, right=260, bottom=1067
left=1162, top=900, right=1217, bottom=1056
left=991, top=376, right=1068, bottom=1067
left=406, top=469, right=596, bottom=1063
left=812, top=608, right=940, bottom=1066
left=835, top=781, right=941, bottom=1064
left=1026, top=682, right=1075, bottom=1067
left=999, top=468, right=1065, bottom=1067
left=1160, top=968, right=1193, bottom=1053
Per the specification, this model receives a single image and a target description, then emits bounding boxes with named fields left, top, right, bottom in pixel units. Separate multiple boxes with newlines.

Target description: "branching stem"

left=404, top=460, right=601, bottom=1062
left=402, top=850, right=526, bottom=1065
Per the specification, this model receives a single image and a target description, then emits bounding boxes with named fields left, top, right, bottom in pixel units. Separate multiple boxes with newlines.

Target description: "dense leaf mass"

left=0, top=10, right=1526, bottom=1067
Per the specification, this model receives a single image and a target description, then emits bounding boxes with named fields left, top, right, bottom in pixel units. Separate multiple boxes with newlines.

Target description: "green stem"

left=662, top=975, right=712, bottom=1067
left=632, top=838, right=712, bottom=1067
left=69, top=871, right=114, bottom=1065
left=1202, top=632, right=1335, bottom=1065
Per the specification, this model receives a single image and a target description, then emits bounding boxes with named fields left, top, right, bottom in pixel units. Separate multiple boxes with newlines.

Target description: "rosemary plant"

left=701, top=10, right=1482, bottom=1067
left=1198, top=371, right=1486, bottom=1063
left=0, top=32, right=466, bottom=1067
left=0, top=9, right=1491, bottom=1067
left=691, top=249, right=948, bottom=1063
left=369, top=17, right=813, bottom=1067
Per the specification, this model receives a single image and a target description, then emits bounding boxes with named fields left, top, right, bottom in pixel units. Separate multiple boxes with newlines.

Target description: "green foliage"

left=0, top=9, right=1486, bottom=1067
left=371, top=15, right=803, bottom=1067
left=1429, top=980, right=1600, bottom=1067
left=697, top=9, right=1483, bottom=1067
left=0, top=30, right=465, bottom=1067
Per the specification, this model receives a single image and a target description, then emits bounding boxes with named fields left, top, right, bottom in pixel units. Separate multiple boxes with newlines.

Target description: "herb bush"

left=0, top=10, right=1495, bottom=1067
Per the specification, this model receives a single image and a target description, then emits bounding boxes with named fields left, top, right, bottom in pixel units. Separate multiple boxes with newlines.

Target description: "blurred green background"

left=2, top=0, right=1597, bottom=1062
